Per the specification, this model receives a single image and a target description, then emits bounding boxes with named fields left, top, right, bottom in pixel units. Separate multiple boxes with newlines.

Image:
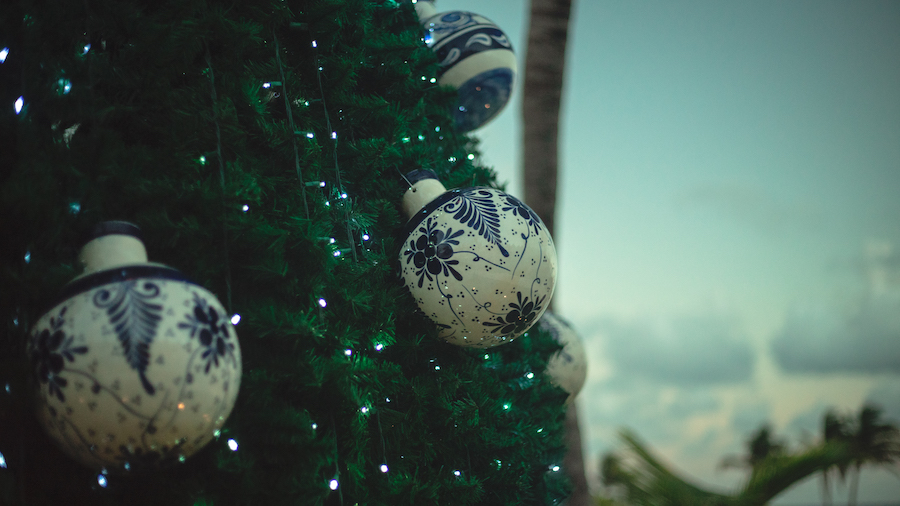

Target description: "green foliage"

left=598, top=405, right=900, bottom=506
left=0, top=0, right=570, bottom=504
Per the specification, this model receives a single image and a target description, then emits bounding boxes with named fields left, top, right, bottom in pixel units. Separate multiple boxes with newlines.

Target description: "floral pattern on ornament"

left=404, top=216, right=465, bottom=288
left=482, top=292, right=545, bottom=337
left=502, top=194, right=544, bottom=235
left=29, top=307, right=88, bottom=402
left=178, top=293, right=237, bottom=373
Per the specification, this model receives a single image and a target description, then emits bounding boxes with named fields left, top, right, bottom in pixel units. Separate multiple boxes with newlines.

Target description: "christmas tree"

left=0, top=0, right=571, bottom=504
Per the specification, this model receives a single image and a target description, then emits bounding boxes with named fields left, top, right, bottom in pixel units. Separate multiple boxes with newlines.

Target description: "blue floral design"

left=29, top=307, right=88, bottom=402
left=178, top=294, right=236, bottom=373
left=482, top=292, right=545, bottom=336
left=404, top=216, right=465, bottom=288
left=502, top=194, right=543, bottom=235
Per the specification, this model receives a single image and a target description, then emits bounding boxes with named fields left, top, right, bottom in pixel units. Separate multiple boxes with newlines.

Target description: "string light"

left=14, top=96, right=23, bottom=114
left=550, top=465, right=560, bottom=472
left=374, top=343, right=384, bottom=351
left=311, top=40, right=317, bottom=48
left=242, top=204, right=249, bottom=212
left=82, top=43, right=91, bottom=54
left=331, top=131, right=337, bottom=139
left=0, top=47, right=8, bottom=63
left=329, top=479, right=339, bottom=490
left=227, top=439, right=238, bottom=451
left=306, top=132, right=314, bottom=139
left=467, top=154, right=475, bottom=160
left=525, top=372, right=534, bottom=379
left=344, top=349, right=352, bottom=356
left=69, top=202, right=81, bottom=214
left=262, top=82, right=271, bottom=88
left=360, top=406, right=368, bottom=414
left=214, top=430, right=221, bottom=438
left=57, top=78, right=72, bottom=94
left=24, top=251, right=31, bottom=263
left=123, top=462, right=131, bottom=471
left=0, top=451, right=6, bottom=468
left=230, top=314, right=241, bottom=325
left=199, top=155, right=206, bottom=164
left=502, top=403, right=511, bottom=410
left=380, top=464, right=388, bottom=473
left=362, top=233, right=370, bottom=241
left=311, top=423, right=318, bottom=430
left=4, top=383, right=9, bottom=393
left=453, top=470, right=461, bottom=477
left=430, top=77, right=437, bottom=83
left=97, top=470, right=108, bottom=488
left=537, top=427, right=544, bottom=433
left=318, top=298, right=327, bottom=308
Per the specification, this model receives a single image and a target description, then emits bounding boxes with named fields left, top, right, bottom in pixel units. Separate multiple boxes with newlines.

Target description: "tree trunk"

left=523, top=0, right=572, bottom=240
left=523, top=1, right=588, bottom=504
left=847, top=465, right=860, bottom=506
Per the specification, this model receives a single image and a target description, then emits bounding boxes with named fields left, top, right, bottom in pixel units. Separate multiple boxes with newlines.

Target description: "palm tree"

left=719, top=424, right=786, bottom=476
left=845, top=404, right=900, bottom=506
left=522, top=0, right=583, bottom=504
left=820, top=409, right=851, bottom=506
left=601, top=427, right=857, bottom=506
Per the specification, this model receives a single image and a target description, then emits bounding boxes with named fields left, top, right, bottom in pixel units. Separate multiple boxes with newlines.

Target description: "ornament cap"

left=78, top=221, right=148, bottom=276
left=413, top=0, right=437, bottom=21
left=402, top=170, right=446, bottom=220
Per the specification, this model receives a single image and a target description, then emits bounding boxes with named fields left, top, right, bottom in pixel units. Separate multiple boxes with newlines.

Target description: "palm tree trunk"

left=821, top=471, right=831, bottom=506
left=523, top=1, right=586, bottom=504
left=523, top=0, right=572, bottom=240
left=847, top=464, right=860, bottom=506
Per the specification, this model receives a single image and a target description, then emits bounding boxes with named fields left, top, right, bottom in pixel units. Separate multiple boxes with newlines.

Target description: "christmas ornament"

left=416, top=0, right=516, bottom=132
left=27, top=222, right=242, bottom=472
left=540, top=312, right=587, bottom=402
left=399, top=170, right=557, bottom=348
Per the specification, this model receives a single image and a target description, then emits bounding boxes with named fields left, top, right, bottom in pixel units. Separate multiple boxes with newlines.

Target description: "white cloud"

left=598, top=315, right=755, bottom=385
left=771, top=243, right=900, bottom=374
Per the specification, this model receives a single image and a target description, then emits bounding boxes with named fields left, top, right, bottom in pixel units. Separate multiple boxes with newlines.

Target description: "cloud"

left=598, top=315, right=755, bottom=385
left=771, top=243, right=900, bottom=374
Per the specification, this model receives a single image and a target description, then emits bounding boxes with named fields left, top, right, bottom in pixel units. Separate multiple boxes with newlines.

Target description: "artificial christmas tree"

left=0, top=1, right=571, bottom=504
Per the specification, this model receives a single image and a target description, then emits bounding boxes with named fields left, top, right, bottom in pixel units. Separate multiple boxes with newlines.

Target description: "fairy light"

left=97, top=474, right=108, bottom=487
left=262, top=82, right=271, bottom=88
left=360, top=406, right=368, bottom=414
left=537, top=427, right=544, bottom=433
left=526, top=372, right=534, bottom=379
left=340, top=192, right=347, bottom=199
left=0, top=48, right=8, bottom=63
left=227, top=439, right=238, bottom=451
left=311, top=423, right=318, bottom=430
left=306, top=132, right=314, bottom=139
left=82, top=43, right=91, bottom=54
left=199, top=155, right=206, bottom=165
left=467, top=153, right=475, bottom=160
left=24, top=251, right=31, bottom=263
left=14, top=96, right=23, bottom=114
left=123, top=462, right=131, bottom=471
left=318, top=298, right=327, bottom=307
left=374, top=343, right=384, bottom=351
left=449, top=156, right=457, bottom=163
left=483, top=354, right=489, bottom=360
left=242, top=204, right=249, bottom=212
left=331, top=131, right=337, bottom=139
left=453, top=470, right=461, bottom=477
left=58, top=78, right=72, bottom=94
left=550, top=465, right=560, bottom=472
left=230, top=314, right=241, bottom=325
left=214, top=430, right=221, bottom=438
left=380, top=464, right=389, bottom=473
left=69, top=202, right=81, bottom=214
left=502, top=403, right=511, bottom=411
left=0, top=451, right=7, bottom=468
left=311, top=40, right=318, bottom=48
left=417, top=134, right=425, bottom=141
left=344, top=349, right=352, bottom=357
left=178, top=455, right=186, bottom=463
left=362, top=233, right=370, bottom=241
left=329, top=479, right=339, bottom=490
left=430, top=77, right=437, bottom=83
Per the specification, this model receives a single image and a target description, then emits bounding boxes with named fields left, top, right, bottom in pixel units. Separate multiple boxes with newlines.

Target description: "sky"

left=444, top=0, right=900, bottom=503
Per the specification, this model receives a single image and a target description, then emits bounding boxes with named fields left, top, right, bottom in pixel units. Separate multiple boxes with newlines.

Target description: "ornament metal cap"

left=78, top=221, right=148, bottom=276
left=402, top=170, right=446, bottom=220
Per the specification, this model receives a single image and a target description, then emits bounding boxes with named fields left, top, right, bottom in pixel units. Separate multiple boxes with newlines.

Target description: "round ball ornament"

left=540, top=312, right=587, bottom=402
left=26, top=222, right=242, bottom=472
left=416, top=0, right=516, bottom=132
left=399, top=170, right=557, bottom=348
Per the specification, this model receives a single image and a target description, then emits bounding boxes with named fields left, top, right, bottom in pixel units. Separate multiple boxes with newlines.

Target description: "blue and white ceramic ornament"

left=400, top=170, right=557, bottom=348
left=27, top=222, right=242, bottom=472
left=539, top=312, right=587, bottom=403
left=416, top=0, right=516, bottom=132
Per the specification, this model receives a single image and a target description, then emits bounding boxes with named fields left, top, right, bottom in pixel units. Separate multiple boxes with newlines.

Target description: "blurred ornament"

left=399, top=170, right=556, bottom=348
left=416, top=0, right=516, bottom=132
left=540, top=312, right=587, bottom=402
left=26, top=222, right=241, bottom=472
